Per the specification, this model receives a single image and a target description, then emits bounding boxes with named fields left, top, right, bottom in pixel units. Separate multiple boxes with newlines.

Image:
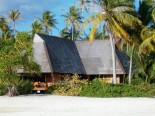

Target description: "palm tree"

left=83, top=0, right=142, bottom=84
left=138, top=0, right=155, bottom=26
left=139, top=27, right=155, bottom=54
left=75, top=0, right=91, bottom=16
left=138, top=27, right=155, bottom=82
left=62, top=6, right=83, bottom=41
left=38, top=11, right=58, bottom=35
left=127, top=28, right=143, bottom=85
left=1, top=26, right=13, bottom=41
left=60, top=28, right=80, bottom=40
left=0, top=15, right=8, bottom=30
left=31, top=20, right=43, bottom=38
left=0, top=15, right=11, bottom=41
left=8, top=9, right=21, bottom=38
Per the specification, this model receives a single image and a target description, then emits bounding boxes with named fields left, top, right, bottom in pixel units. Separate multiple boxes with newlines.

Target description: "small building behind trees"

left=33, top=34, right=129, bottom=86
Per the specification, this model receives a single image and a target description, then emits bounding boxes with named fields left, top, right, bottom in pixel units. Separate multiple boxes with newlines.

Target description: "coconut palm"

left=38, top=11, right=58, bottom=35
left=75, top=0, right=91, bottom=16
left=31, top=20, right=43, bottom=38
left=83, top=0, right=142, bottom=84
left=0, top=15, right=8, bottom=31
left=139, top=27, right=155, bottom=54
left=127, top=28, right=143, bottom=85
left=62, top=6, right=83, bottom=41
left=138, top=0, right=155, bottom=25
left=138, top=0, right=155, bottom=56
left=8, top=9, right=21, bottom=38
left=0, top=15, right=11, bottom=41
left=60, top=28, right=80, bottom=40
left=138, top=27, right=155, bottom=82
left=1, top=26, right=13, bottom=41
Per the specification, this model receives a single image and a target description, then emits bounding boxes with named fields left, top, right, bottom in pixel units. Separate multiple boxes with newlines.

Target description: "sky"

left=0, top=0, right=75, bottom=36
left=0, top=0, right=140, bottom=36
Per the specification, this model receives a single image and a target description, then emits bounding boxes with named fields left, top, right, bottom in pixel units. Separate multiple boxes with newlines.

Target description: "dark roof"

left=37, top=34, right=86, bottom=74
left=116, top=49, right=130, bottom=74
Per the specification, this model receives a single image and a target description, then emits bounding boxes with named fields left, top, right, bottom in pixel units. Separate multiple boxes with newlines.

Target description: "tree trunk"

left=72, top=24, right=74, bottom=41
left=126, top=43, right=129, bottom=53
left=13, top=21, right=16, bottom=40
left=109, top=32, right=117, bottom=84
left=138, top=55, right=149, bottom=83
left=6, top=86, right=18, bottom=97
left=45, top=27, right=49, bottom=35
left=128, top=44, right=135, bottom=85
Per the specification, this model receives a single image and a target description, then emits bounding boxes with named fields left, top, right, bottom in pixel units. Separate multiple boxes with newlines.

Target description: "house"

left=33, top=34, right=129, bottom=85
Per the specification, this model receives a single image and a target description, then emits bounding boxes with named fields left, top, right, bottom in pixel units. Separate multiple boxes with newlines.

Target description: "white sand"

left=0, top=95, right=155, bottom=116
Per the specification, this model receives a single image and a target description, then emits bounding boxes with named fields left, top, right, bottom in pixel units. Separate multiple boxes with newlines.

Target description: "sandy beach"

left=0, top=95, right=155, bottom=116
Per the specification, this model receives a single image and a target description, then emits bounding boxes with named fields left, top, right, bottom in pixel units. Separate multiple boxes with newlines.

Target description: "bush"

left=53, top=74, right=88, bottom=96
left=131, top=78, right=145, bottom=85
left=80, top=78, right=155, bottom=97
left=45, top=86, right=57, bottom=94
left=0, top=85, right=7, bottom=96
left=0, top=74, right=20, bottom=96
left=17, top=80, right=33, bottom=95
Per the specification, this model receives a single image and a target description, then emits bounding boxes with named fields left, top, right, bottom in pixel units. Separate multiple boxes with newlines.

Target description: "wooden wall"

left=44, top=73, right=125, bottom=86
left=45, top=73, right=61, bottom=87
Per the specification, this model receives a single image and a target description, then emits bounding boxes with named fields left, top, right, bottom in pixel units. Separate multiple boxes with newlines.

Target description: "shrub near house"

left=52, top=74, right=88, bottom=96
left=80, top=78, right=155, bottom=97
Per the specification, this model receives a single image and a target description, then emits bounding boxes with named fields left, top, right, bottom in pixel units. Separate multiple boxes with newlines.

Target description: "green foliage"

left=38, top=10, right=58, bottom=35
left=0, top=32, right=40, bottom=96
left=62, top=6, right=83, bottom=40
left=83, top=0, right=142, bottom=44
left=0, top=74, right=20, bottom=87
left=17, top=80, right=33, bottom=95
left=0, top=85, right=7, bottom=96
left=0, top=74, right=33, bottom=95
left=80, top=78, right=155, bottom=97
left=31, top=20, right=44, bottom=38
left=53, top=74, right=88, bottom=96
left=45, top=86, right=57, bottom=94
left=135, top=53, right=155, bottom=83
left=60, top=28, right=81, bottom=40
left=131, top=78, right=145, bottom=85
left=0, top=74, right=20, bottom=96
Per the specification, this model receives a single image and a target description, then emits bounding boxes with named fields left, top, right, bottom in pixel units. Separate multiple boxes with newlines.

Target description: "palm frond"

left=114, top=13, right=142, bottom=28
left=152, top=8, right=155, bottom=22
left=109, top=17, right=129, bottom=40
left=82, top=13, right=105, bottom=29
left=89, top=23, right=98, bottom=44
left=139, top=34, right=155, bottom=54
left=112, top=6, right=134, bottom=13
left=141, top=27, right=155, bottom=41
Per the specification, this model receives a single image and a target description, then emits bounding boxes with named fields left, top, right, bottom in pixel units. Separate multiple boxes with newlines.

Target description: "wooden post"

left=87, top=75, right=90, bottom=81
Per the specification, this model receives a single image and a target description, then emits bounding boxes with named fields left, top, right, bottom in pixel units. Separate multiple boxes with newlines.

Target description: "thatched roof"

left=34, top=34, right=85, bottom=74
left=75, top=40, right=127, bottom=75
left=33, top=34, right=53, bottom=73
left=33, top=34, right=129, bottom=75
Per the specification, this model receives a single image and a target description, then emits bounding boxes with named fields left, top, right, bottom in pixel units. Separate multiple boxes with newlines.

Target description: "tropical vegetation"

left=0, top=0, right=155, bottom=97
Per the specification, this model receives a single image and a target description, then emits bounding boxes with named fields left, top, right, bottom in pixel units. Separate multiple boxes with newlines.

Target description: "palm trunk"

left=13, top=21, right=16, bottom=40
left=128, top=44, right=135, bottom=85
left=7, top=85, right=18, bottom=97
left=45, top=27, right=49, bottom=35
left=126, top=43, right=129, bottom=53
left=139, top=55, right=149, bottom=83
left=109, top=32, right=117, bottom=84
left=72, top=24, right=74, bottom=41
